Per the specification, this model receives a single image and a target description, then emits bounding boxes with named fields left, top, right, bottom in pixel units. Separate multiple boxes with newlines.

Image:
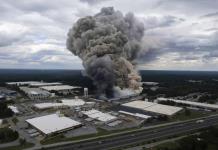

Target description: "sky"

left=0, top=0, right=218, bottom=71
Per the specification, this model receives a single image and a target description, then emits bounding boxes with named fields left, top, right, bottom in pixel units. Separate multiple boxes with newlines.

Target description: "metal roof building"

left=82, top=109, right=117, bottom=123
left=6, top=81, right=41, bottom=86
left=26, top=114, right=82, bottom=135
left=33, top=99, right=86, bottom=110
left=20, top=87, right=51, bottom=100
left=121, top=100, right=183, bottom=116
left=40, top=85, right=80, bottom=91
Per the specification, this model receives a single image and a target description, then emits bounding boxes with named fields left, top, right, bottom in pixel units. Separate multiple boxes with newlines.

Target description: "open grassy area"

left=151, top=141, right=180, bottom=150
left=0, top=128, right=19, bottom=144
left=12, top=117, right=18, bottom=125
left=170, top=110, right=214, bottom=122
left=0, top=142, right=34, bottom=150
left=40, top=127, right=140, bottom=145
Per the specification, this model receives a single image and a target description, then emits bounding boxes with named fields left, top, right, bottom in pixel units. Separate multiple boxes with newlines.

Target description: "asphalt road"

left=40, top=115, right=218, bottom=150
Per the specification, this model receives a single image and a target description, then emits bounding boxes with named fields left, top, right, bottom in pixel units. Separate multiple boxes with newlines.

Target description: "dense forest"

left=1, top=69, right=218, bottom=100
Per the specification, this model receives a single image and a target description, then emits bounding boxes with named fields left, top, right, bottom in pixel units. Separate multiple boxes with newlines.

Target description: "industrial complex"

left=1, top=80, right=218, bottom=150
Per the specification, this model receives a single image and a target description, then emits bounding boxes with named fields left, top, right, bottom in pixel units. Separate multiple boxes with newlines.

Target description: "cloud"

left=201, top=12, right=218, bottom=18
left=0, top=22, right=29, bottom=46
left=79, top=0, right=111, bottom=5
left=143, top=15, right=185, bottom=29
left=0, top=0, right=217, bottom=70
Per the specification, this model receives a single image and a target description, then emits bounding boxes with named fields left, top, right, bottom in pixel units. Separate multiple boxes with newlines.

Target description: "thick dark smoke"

left=67, top=7, right=145, bottom=98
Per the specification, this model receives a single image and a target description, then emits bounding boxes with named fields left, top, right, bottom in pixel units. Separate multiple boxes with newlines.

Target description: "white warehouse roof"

left=61, top=99, right=85, bottom=106
left=26, top=114, right=81, bottom=135
left=157, top=97, right=218, bottom=110
left=34, top=99, right=86, bottom=110
left=6, top=81, right=41, bottom=86
left=41, top=85, right=80, bottom=91
left=122, top=100, right=182, bottom=116
left=29, top=82, right=62, bottom=87
left=34, top=103, right=65, bottom=109
left=82, top=109, right=117, bottom=123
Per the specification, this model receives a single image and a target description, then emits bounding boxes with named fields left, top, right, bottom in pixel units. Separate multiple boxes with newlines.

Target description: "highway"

left=40, top=114, right=218, bottom=150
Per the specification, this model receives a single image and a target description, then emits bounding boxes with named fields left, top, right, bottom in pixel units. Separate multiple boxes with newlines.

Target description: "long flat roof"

left=41, top=85, right=80, bottom=91
left=157, top=97, right=218, bottom=109
left=34, top=103, right=64, bottom=109
left=122, top=100, right=183, bottom=116
left=34, top=99, right=86, bottom=109
left=6, top=81, right=41, bottom=85
left=26, top=114, right=81, bottom=135
left=29, top=82, right=62, bottom=87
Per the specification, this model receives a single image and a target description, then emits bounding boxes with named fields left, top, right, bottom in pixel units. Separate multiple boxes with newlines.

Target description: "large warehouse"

left=40, top=85, right=80, bottom=95
left=26, top=114, right=82, bottom=135
left=121, top=100, right=183, bottom=116
left=33, top=98, right=87, bottom=110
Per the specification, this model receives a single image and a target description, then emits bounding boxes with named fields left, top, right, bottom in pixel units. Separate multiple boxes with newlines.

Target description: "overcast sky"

left=0, top=0, right=218, bottom=70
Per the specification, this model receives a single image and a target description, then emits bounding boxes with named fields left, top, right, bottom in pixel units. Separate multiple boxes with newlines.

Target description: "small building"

left=82, top=109, right=117, bottom=124
left=121, top=100, right=183, bottom=116
left=26, top=113, right=82, bottom=136
left=40, top=85, right=80, bottom=95
left=8, top=105, right=20, bottom=114
left=20, top=87, right=51, bottom=100
left=0, top=119, right=3, bottom=126
left=0, top=95, right=5, bottom=101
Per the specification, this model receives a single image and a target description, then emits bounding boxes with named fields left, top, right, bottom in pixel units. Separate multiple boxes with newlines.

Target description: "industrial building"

left=6, top=81, right=41, bottom=87
left=26, top=113, right=82, bottom=135
left=20, top=87, right=51, bottom=100
left=40, top=85, right=80, bottom=95
left=82, top=109, right=117, bottom=124
left=121, top=100, right=183, bottom=116
left=33, top=98, right=87, bottom=110
left=0, top=95, right=5, bottom=101
left=6, top=81, right=62, bottom=88
left=0, top=87, right=17, bottom=96
left=28, top=82, right=62, bottom=87
left=157, top=97, right=218, bottom=110
left=8, top=105, right=20, bottom=114
left=34, top=103, right=66, bottom=110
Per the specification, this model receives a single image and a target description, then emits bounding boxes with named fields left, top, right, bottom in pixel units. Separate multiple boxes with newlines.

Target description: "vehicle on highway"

left=196, top=120, right=204, bottom=123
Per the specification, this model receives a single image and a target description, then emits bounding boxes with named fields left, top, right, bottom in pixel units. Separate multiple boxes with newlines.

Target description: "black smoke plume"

left=67, top=7, right=145, bottom=98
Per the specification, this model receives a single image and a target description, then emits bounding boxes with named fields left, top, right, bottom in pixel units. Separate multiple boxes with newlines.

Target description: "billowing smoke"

left=67, top=7, right=145, bottom=98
